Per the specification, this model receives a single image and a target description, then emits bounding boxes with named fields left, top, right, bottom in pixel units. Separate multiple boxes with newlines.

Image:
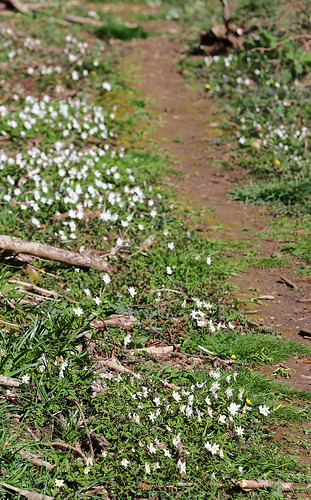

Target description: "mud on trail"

left=116, top=22, right=311, bottom=393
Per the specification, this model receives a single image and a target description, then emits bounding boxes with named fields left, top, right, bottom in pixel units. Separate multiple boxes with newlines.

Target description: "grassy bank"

left=0, top=1, right=310, bottom=498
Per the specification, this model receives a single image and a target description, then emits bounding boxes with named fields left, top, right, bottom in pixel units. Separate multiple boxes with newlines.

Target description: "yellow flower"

left=91, top=71, right=96, bottom=76
left=40, top=268, right=45, bottom=273
left=269, top=78, right=274, bottom=84
left=246, top=398, right=252, bottom=405
left=205, top=83, right=211, bottom=90
left=275, top=159, right=281, bottom=165
left=231, top=354, right=237, bottom=359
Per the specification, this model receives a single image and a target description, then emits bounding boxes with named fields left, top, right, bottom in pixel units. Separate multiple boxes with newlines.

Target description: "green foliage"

left=231, top=180, right=311, bottom=207
left=0, top=0, right=310, bottom=497
left=95, top=20, right=148, bottom=41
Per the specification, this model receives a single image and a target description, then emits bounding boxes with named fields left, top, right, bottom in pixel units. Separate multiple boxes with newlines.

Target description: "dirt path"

left=119, top=24, right=311, bottom=391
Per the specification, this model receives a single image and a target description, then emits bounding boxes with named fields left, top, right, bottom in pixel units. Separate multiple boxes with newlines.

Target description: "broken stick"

left=62, top=14, right=102, bottom=27
left=0, top=374, right=22, bottom=387
left=0, top=482, right=54, bottom=500
left=279, top=275, right=297, bottom=290
left=0, top=235, right=113, bottom=272
left=97, top=356, right=135, bottom=375
left=3, top=0, right=30, bottom=14
left=20, top=450, right=55, bottom=470
left=234, top=479, right=294, bottom=492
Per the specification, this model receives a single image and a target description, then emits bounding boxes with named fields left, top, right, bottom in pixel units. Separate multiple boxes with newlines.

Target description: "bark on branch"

left=0, top=482, right=54, bottom=500
left=62, top=14, right=102, bottom=27
left=3, top=0, right=30, bottom=13
left=0, top=374, right=22, bottom=387
left=0, top=235, right=113, bottom=272
left=234, top=479, right=294, bottom=492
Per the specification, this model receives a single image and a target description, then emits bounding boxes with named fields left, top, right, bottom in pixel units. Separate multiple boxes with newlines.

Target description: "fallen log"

left=0, top=235, right=113, bottom=272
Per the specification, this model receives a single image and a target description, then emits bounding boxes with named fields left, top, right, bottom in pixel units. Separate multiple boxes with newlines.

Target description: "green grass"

left=179, top=3, right=311, bottom=264
left=0, top=1, right=310, bottom=498
left=95, top=19, right=148, bottom=41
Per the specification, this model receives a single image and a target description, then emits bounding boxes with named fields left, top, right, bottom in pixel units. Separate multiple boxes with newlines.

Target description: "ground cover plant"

left=0, top=1, right=310, bottom=499
left=179, top=0, right=311, bottom=263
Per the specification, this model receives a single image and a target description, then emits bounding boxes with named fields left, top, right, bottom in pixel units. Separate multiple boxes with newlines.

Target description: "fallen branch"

left=20, top=450, right=54, bottom=470
left=91, top=314, right=138, bottom=329
left=24, top=292, right=54, bottom=302
left=96, top=356, right=135, bottom=375
left=278, top=275, right=297, bottom=290
left=62, top=13, right=103, bottom=27
left=221, top=0, right=230, bottom=25
left=8, top=279, right=58, bottom=297
left=26, top=2, right=49, bottom=11
left=0, top=235, right=113, bottom=272
left=0, top=374, right=22, bottom=387
left=0, top=318, right=19, bottom=329
left=250, top=33, right=311, bottom=53
left=234, top=479, right=294, bottom=492
left=50, top=440, right=87, bottom=463
left=127, top=345, right=175, bottom=356
left=198, top=345, right=217, bottom=356
left=2, top=0, right=30, bottom=14
left=0, top=482, right=54, bottom=500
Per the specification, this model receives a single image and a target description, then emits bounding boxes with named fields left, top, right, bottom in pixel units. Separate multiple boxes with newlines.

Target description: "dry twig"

left=250, top=33, right=311, bottom=53
left=62, top=13, right=102, bottom=27
left=96, top=356, right=135, bottom=375
left=50, top=440, right=87, bottom=463
left=0, top=482, right=54, bottom=500
left=0, top=374, right=22, bottom=387
left=278, top=275, right=297, bottom=290
left=126, top=345, right=175, bottom=356
left=3, top=0, right=30, bottom=14
left=8, top=279, right=58, bottom=297
left=91, top=314, right=138, bottom=329
left=234, top=479, right=294, bottom=492
left=20, top=450, right=55, bottom=470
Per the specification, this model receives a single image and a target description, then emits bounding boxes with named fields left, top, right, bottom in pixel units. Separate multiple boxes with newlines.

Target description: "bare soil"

left=116, top=23, right=311, bottom=395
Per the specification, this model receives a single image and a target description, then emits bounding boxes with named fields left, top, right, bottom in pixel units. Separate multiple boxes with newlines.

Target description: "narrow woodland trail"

left=120, top=22, right=311, bottom=392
